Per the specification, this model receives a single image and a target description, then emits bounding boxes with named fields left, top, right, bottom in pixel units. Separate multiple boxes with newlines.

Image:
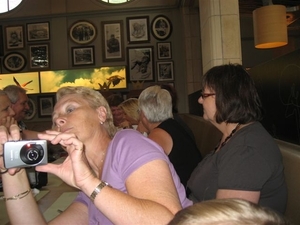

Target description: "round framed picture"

left=69, top=20, right=97, bottom=44
left=24, top=98, right=36, bottom=120
left=3, top=52, right=26, bottom=72
left=151, top=15, right=172, bottom=41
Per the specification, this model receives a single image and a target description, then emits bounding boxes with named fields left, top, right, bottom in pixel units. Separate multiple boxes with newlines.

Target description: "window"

left=100, top=0, right=131, bottom=4
left=0, top=0, right=22, bottom=13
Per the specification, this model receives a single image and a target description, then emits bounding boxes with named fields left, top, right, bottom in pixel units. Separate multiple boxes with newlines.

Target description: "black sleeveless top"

left=157, top=118, right=202, bottom=188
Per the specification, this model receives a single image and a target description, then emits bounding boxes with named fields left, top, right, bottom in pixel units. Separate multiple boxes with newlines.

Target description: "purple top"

left=75, top=129, right=192, bottom=224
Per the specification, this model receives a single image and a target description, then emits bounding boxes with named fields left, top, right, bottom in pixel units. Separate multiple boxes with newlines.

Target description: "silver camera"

left=4, top=140, right=47, bottom=168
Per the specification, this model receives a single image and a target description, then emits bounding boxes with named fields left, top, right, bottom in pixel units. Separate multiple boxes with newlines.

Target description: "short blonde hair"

left=119, top=98, right=139, bottom=122
left=56, top=86, right=117, bottom=138
left=168, top=199, right=291, bottom=225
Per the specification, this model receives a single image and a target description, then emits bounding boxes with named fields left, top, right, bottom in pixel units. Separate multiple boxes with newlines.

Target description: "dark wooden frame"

left=26, top=22, right=50, bottom=42
left=126, top=16, right=150, bottom=44
left=69, top=20, right=97, bottom=45
left=127, top=46, right=154, bottom=81
left=29, top=44, right=49, bottom=69
left=151, top=15, right=172, bottom=41
left=101, top=20, right=124, bottom=62
left=5, top=25, right=25, bottom=50
left=37, top=95, right=55, bottom=118
left=3, top=52, right=26, bottom=72
left=71, top=46, right=95, bottom=66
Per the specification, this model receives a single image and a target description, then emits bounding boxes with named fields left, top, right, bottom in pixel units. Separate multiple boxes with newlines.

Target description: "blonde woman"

left=168, top=198, right=291, bottom=225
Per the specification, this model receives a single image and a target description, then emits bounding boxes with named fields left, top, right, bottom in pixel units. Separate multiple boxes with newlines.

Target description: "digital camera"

left=4, top=140, right=48, bottom=168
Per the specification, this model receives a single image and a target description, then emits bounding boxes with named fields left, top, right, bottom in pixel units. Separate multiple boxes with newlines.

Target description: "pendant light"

left=253, top=3, right=288, bottom=49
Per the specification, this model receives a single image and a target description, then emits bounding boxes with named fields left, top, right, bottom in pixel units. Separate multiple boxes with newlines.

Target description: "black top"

left=187, top=122, right=287, bottom=214
left=157, top=118, right=202, bottom=188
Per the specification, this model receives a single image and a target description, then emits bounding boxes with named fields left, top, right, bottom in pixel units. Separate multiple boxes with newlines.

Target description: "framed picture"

left=5, top=25, right=24, bottom=49
left=157, top=61, right=174, bottom=81
left=69, top=20, right=97, bottom=45
left=37, top=95, right=55, bottom=118
left=126, top=16, right=150, bottom=44
left=24, top=98, right=36, bottom=120
left=29, top=44, right=49, bottom=69
left=3, top=52, right=26, bottom=72
left=151, top=15, right=172, bottom=41
left=101, top=20, right=124, bottom=61
left=157, top=42, right=172, bottom=59
left=0, top=25, right=4, bottom=56
left=72, top=46, right=95, bottom=66
left=27, top=22, right=50, bottom=42
left=127, top=46, right=154, bottom=81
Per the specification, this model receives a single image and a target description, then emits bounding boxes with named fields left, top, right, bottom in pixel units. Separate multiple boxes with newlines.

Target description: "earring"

left=100, top=121, right=104, bottom=125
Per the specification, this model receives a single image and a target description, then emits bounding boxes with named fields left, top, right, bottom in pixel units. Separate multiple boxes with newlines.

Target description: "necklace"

left=215, top=123, right=241, bottom=151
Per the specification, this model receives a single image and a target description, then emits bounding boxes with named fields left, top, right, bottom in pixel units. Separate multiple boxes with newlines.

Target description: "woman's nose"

left=198, top=96, right=203, bottom=104
left=55, top=117, right=66, bottom=126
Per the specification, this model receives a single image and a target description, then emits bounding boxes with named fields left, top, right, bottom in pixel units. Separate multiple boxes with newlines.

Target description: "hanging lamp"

left=253, top=4, right=288, bottom=49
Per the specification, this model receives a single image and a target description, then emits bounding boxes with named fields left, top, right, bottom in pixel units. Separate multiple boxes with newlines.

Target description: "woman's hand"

left=0, top=124, right=22, bottom=175
left=0, top=117, right=17, bottom=130
left=36, top=130, right=95, bottom=190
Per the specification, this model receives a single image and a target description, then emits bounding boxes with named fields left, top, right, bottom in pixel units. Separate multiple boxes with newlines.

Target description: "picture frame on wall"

left=0, top=25, right=4, bottom=56
left=157, top=42, right=172, bottom=59
left=37, top=95, right=55, bottom=118
left=69, top=20, right=97, bottom=45
left=101, top=20, right=124, bottom=61
left=27, top=22, right=50, bottom=42
left=72, top=46, right=95, bottom=66
left=151, top=15, right=172, bottom=41
left=3, top=52, right=26, bottom=72
left=29, top=44, right=49, bottom=69
left=126, top=16, right=150, bottom=44
left=157, top=61, right=174, bottom=81
left=5, top=25, right=24, bottom=49
left=24, top=98, right=36, bottom=120
left=127, top=46, right=154, bottom=81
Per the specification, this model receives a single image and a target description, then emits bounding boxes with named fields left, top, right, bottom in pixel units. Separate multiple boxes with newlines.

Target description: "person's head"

left=0, top=90, right=15, bottom=123
left=3, top=85, right=29, bottom=122
left=106, top=94, right=125, bottom=127
left=199, top=63, right=263, bottom=125
left=159, top=83, right=178, bottom=113
left=119, top=98, right=139, bottom=126
left=138, top=85, right=173, bottom=123
left=53, top=86, right=117, bottom=140
left=168, top=198, right=291, bottom=225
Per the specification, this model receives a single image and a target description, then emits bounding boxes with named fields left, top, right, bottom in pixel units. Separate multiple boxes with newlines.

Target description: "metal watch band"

left=89, top=181, right=110, bottom=203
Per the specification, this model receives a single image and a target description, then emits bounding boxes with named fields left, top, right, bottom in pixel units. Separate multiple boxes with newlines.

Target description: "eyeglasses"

left=200, top=91, right=216, bottom=99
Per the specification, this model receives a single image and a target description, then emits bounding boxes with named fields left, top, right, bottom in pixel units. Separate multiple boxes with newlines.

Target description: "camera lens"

left=20, top=143, right=45, bottom=165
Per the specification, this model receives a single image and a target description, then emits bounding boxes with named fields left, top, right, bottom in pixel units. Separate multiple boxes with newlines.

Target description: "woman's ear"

left=96, top=106, right=107, bottom=124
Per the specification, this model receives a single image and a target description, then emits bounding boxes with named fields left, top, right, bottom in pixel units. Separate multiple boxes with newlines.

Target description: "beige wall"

left=0, top=0, right=191, bottom=116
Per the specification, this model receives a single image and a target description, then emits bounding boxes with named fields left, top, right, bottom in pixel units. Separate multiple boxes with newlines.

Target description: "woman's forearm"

left=3, top=169, right=47, bottom=225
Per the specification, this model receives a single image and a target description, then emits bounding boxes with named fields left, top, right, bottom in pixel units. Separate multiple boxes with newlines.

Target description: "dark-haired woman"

left=187, top=63, right=287, bottom=214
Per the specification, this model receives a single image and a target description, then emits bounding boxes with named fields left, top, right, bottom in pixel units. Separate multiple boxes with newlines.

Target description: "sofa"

left=178, top=113, right=300, bottom=225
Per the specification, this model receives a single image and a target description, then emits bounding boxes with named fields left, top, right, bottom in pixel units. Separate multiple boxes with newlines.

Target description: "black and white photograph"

left=3, top=52, right=26, bottom=72
left=157, top=61, right=174, bottom=81
left=5, top=25, right=24, bottom=49
left=69, top=21, right=96, bottom=45
left=27, top=22, right=50, bottom=42
left=38, top=95, right=55, bottom=117
left=127, top=47, right=154, bottom=81
left=157, top=42, right=172, bottom=59
left=29, top=44, right=49, bottom=69
left=102, top=20, right=124, bottom=61
left=24, top=98, right=36, bottom=120
left=72, top=46, right=95, bottom=66
left=126, top=16, right=150, bottom=44
left=151, top=15, right=172, bottom=41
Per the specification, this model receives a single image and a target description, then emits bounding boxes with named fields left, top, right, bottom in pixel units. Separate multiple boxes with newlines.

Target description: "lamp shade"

left=253, top=5, right=288, bottom=49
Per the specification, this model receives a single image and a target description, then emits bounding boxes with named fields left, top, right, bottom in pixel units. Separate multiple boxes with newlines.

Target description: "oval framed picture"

left=151, top=15, right=172, bottom=41
left=24, top=98, right=36, bottom=120
left=69, top=20, right=97, bottom=45
left=3, top=52, right=26, bottom=72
